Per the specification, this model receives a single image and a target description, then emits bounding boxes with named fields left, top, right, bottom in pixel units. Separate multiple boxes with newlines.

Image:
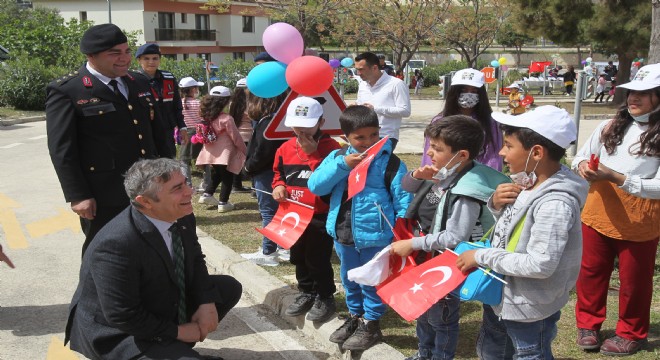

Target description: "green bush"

left=344, top=79, right=359, bottom=94
left=158, top=57, right=255, bottom=92
left=421, top=60, right=473, bottom=87
left=0, top=55, right=65, bottom=110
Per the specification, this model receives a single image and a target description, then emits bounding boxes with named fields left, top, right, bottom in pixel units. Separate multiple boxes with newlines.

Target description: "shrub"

left=0, top=54, right=65, bottom=110
left=421, top=60, right=472, bottom=87
left=344, top=79, right=359, bottom=94
left=159, top=57, right=255, bottom=92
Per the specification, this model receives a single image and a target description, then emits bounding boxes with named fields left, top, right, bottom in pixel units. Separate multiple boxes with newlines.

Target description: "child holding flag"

left=271, top=97, right=341, bottom=323
left=308, top=105, right=412, bottom=351
left=456, top=106, right=589, bottom=359
left=390, top=115, right=510, bottom=360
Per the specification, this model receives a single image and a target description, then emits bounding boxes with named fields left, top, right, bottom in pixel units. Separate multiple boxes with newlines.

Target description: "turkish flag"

left=256, top=201, right=315, bottom=250
left=375, top=218, right=422, bottom=288
left=347, top=136, right=389, bottom=200
left=377, top=251, right=468, bottom=321
left=529, top=61, right=553, bottom=73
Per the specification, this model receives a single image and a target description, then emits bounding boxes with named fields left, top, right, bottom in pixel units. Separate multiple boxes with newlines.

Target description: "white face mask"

left=629, top=111, right=651, bottom=123
left=433, top=152, right=461, bottom=181
left=458, top=92, right=480, bottom=109
left=509, top=151, right=539, bottom=190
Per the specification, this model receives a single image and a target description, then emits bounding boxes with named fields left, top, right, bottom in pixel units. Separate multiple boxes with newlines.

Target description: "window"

left=162, top=54, right=177, bottom=61
left=233, top=52, right=245, bottom=61
left=198, top=53, right=210, bottom=61
left=79, top=11, right=87, bottom=22
left=183, top=54, right=189, bottom=60
left=158, top=12, right=174, bottom=29
left=195, top=14, right=210, bottom=30
left=181, top=13, right=187, bottom=24
left=242, top=16, right=254, bottom=33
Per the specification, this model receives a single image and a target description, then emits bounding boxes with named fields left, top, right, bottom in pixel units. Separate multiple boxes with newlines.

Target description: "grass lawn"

left=192, top=153, right=660, bottom=359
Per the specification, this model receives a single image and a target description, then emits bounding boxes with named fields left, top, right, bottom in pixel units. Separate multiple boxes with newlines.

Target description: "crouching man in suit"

left=65, top=158, right=242, bottom=360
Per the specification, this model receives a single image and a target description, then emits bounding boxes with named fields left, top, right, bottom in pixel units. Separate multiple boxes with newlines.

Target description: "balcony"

left=155, top=28, right=216, bottom=41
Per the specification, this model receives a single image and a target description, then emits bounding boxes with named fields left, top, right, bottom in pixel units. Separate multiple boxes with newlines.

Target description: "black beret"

left=135, top=43, right=161, bottom=59
left=80, top=24, right=128, bottom=55
left=254, top=52, right=275, bottom=63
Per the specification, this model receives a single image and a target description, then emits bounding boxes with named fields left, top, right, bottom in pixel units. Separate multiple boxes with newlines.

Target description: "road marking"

left=26, top=208, right=81, bottom=238
left=0, top=193, right=28, bottom=249
left=0, top=143, right=24, bottom=149
left=29, top=135, right=47, bottom=140
left=46, top=336, right=78, bottom=360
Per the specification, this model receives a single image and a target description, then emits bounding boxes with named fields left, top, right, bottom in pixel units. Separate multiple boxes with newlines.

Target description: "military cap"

left=254, top=52, right=275, bottom=63
left=135, top=43, right=161, bottom=59
left=80, top=24, right=128, bottom=55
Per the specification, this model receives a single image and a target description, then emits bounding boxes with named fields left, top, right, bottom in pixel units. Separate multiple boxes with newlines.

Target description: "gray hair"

left=124, top=158, right=186, bottom=208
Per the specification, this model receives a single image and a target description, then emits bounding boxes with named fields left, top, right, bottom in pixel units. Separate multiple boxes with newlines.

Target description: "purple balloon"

left=262, top=23, right=304, bottom=64
left=581, top=60, right=587, bottom=65
left=329, top=58, right=341, bottom=69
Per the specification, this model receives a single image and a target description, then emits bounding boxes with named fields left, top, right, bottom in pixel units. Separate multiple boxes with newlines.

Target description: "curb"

left=196, top=228, right=406, bottom=360
left=0, top=115, right=46, bottom=126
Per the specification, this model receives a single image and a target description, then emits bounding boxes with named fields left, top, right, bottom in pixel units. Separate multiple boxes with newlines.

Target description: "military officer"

left=46, top=23, right=168, bottom=255
left=135, top=43, right=189, bottom=158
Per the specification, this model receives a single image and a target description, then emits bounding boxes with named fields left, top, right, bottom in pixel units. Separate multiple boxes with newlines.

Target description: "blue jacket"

left=308, top=140, right=412, bottom=249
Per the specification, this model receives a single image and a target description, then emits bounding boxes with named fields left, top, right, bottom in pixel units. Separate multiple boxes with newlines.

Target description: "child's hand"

left=297, top=133, right=318, bottom=155
left=491, top=183, right=523, bottom=211
left=344, top=153, right=365, bottom=169
left=412, top=165, right=439, bottom=181
left=456, top=250, right=478, bottom=273
left=390, top=239, right=414, bottom=257
left=272, top=185, right=289, bottom=202
left=577, top=160, right=625, bottom=186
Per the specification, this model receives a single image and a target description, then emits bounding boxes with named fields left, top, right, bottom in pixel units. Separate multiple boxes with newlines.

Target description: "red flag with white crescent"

left=376, top=218, right=425, bottom=289
left=256, top=200, right=315, bottom=250
left=376, top=251, right=468, bottom=321
left=347, top=136, right=389, bottom=200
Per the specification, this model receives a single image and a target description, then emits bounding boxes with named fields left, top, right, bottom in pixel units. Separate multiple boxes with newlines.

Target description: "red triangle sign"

left=264, top=86, right=347, bottom=140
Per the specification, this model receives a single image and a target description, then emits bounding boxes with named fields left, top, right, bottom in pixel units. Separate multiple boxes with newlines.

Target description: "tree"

left=650, top=0, right=660, bottom=63
left=496, top=22, right=533, bottom=66
left=435, top=0, right=509, bottom=69
left=334, top=0, right=451, bottom=71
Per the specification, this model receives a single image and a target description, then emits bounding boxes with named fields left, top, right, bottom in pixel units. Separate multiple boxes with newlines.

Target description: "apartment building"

left=32, top=0, right=271, bottom=64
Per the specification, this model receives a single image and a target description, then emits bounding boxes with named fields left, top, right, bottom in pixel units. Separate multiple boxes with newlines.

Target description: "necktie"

left=109, top=79, right=126, bottom=101
left=169, top=223, right=187, bottom=324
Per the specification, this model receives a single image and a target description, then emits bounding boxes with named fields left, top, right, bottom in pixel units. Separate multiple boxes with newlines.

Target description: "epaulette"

left=54, top=70, right=81, bottom=86
left=161, top=70, right=175, bottom=79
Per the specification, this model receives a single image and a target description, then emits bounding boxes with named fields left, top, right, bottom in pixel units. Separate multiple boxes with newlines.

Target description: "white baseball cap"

left=507, top=83, right=521, bottom=89
left=492, top=105, right=577, bottom=149
left=617, top=63, right=660, bottom=91
left=451, top=68, right=485, bottom=88
left=209, top=86, right=231, bottom=97
left=179, top=77, right=204, bottom=88
left=236, top=78, right=247, bottom=88
left=284, top=97, right=323, bottom=128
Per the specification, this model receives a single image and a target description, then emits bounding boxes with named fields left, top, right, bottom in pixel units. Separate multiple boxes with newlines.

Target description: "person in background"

left=573, top=63, right=660, bottom=357
left=508, top=84, right=526, bottom=115
left=594, top=73, right=607, bottom=103
left=135, top=43, right=188, bottom=158
left=604, top=60, right=618, bottom=80
left=229, top=78, right=252, bottom=193
left=377, top=54, right=394, bottom=76
left=414, top=70, right=425, bottom=96
left=564, top=65, right=577, bottom=96
left=605, top=79, right=617, bottom=104
left=178, top=77, right=205, bottom=187
left=421, top=68, right=503, bottom=171
left=196, top=86, right=246, bottom=213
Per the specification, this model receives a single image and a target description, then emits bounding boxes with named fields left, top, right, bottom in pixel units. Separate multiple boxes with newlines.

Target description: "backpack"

left=335, top=146, right=401, bottom=195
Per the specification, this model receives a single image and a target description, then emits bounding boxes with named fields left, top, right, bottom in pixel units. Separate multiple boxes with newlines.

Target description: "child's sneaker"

left=284, top=292, right=316, bottom=317
left=306, top=296, right=336, bottom=323
left=217, top=202, right=235, bottom=212
left=329, top=314, right=361, bottom=343
left=240, top=249, right=278, bottom=267
left=342, top=318, right=382, bottom=351
left=405, top=352, right=430, bottom=360
left=198, top=193, right=219, bottom=206
left=276, top=248, right=290, bottom=262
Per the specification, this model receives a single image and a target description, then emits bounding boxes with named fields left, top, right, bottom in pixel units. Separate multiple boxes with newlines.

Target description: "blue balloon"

left=340, top=57, right=354, bottom=67
left=246, top=61, right=288, bottom=98
left=490, top=60, right=500, bottom=68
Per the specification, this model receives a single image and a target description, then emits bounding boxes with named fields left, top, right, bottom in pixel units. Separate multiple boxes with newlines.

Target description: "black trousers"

left=136, top=275, right=242, bottom=360
left=204, top=165, right=234, bottom=203
left=290, top=217, right=336, bottom=298
left=80, top=205, right=126, bottom=256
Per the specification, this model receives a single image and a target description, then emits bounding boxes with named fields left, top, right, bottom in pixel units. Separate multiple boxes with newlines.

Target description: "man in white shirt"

left=354, top=52, right=411, bottom=150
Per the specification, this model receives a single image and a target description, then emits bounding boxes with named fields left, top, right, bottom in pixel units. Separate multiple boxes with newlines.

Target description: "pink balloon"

left=263, top=23, right=304, bottom=64
left=286, top=56, right=334, bottom=96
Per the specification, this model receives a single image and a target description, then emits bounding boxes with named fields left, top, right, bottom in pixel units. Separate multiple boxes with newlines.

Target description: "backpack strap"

left=505, top=214, right=527, bottom=252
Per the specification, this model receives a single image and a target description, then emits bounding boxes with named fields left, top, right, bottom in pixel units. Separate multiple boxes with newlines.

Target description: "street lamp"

left=107, top=0, right=112, bottom=23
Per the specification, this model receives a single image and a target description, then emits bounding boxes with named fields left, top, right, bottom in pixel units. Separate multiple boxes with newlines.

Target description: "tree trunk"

left=613, top=54, right=633, bottom=105
left=650, top=0, right=660, bottom=63
left=516, top=46, right=522, bottom=67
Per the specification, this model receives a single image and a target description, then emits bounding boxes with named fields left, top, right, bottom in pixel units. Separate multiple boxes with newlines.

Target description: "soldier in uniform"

left=46, top=23, right=168, bottom=255
left=135, top=43, right=188, bottom=158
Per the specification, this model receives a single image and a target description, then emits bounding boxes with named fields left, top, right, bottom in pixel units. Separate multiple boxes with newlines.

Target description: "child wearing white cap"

left=271, top=97, right=342, bottom=323
left=507, top=83, right=526, bottom=115
left=178, top=77, right=205, bottom=187
left=573, top=63, right=660, bottom=356
left=195, top=86, right=247, bottom=212
left=456, top=105, right=589, bottom=359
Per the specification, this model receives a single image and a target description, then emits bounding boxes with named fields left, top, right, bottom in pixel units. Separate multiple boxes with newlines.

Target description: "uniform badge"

left=90, top=98, right=100, bottom=103
left=82, top=76, right=93, bottom=88
left=77, top=99, right=89, bottom=105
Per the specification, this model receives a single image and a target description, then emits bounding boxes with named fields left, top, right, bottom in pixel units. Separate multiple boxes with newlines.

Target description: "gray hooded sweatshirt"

left=474, top=166, right=589, bottom=322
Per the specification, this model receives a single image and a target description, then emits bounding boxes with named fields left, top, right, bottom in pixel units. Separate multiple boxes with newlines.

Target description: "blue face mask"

left=630, top=111, right=650, bottom=123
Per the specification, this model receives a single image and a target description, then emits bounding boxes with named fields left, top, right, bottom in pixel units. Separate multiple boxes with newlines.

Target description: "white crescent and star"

left=421, top=266, right=453, bottom=287
left=280, top=212, right=301, bottom=229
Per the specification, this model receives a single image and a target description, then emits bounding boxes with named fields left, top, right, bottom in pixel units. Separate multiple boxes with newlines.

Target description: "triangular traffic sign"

left=264, top=85, right=347, bottom=140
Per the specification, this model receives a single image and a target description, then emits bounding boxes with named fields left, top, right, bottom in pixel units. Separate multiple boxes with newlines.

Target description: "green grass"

left=192, top=155, right=659, bottom=359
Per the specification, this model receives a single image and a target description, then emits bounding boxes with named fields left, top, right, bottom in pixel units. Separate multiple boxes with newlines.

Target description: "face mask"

left=509, top=151, right=539, bottom=189
left=629, top=111, right=650, bottom=123
left=433, top=152, right=461, bottom=181
left=458, top=92, right=480, bottom=109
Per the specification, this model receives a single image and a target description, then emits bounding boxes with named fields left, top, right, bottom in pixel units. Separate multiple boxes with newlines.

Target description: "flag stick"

left=251, top=188, right=314, bottom=210
left=374, top=202, right=417, bottom=265
left=359, top=135, right=389, bottom=156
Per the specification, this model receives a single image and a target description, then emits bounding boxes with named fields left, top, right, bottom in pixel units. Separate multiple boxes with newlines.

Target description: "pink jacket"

left=195, top=113, right=247, bottom=174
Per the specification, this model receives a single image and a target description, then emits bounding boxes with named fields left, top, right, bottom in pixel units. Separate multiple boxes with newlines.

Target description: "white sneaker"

left=277, top=249, right=290, bottom=262
left=198, top=194, right=219, bottom=206
left=217, top=202, right=235, bottom=212
left=241, top=249, right=278, bottom=267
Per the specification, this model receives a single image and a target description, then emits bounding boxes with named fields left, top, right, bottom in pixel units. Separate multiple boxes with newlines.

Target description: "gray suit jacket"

left=65, top=206, right=221, bottom=360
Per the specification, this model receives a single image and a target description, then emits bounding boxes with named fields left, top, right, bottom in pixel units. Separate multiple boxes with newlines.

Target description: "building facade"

left=32, top=0, right=271, bottom=64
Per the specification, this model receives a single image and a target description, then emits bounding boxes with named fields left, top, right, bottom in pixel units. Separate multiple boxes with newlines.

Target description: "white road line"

left=0, top=143, right=24, bottom=149
left=29, top=135, right=47, bottom=140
